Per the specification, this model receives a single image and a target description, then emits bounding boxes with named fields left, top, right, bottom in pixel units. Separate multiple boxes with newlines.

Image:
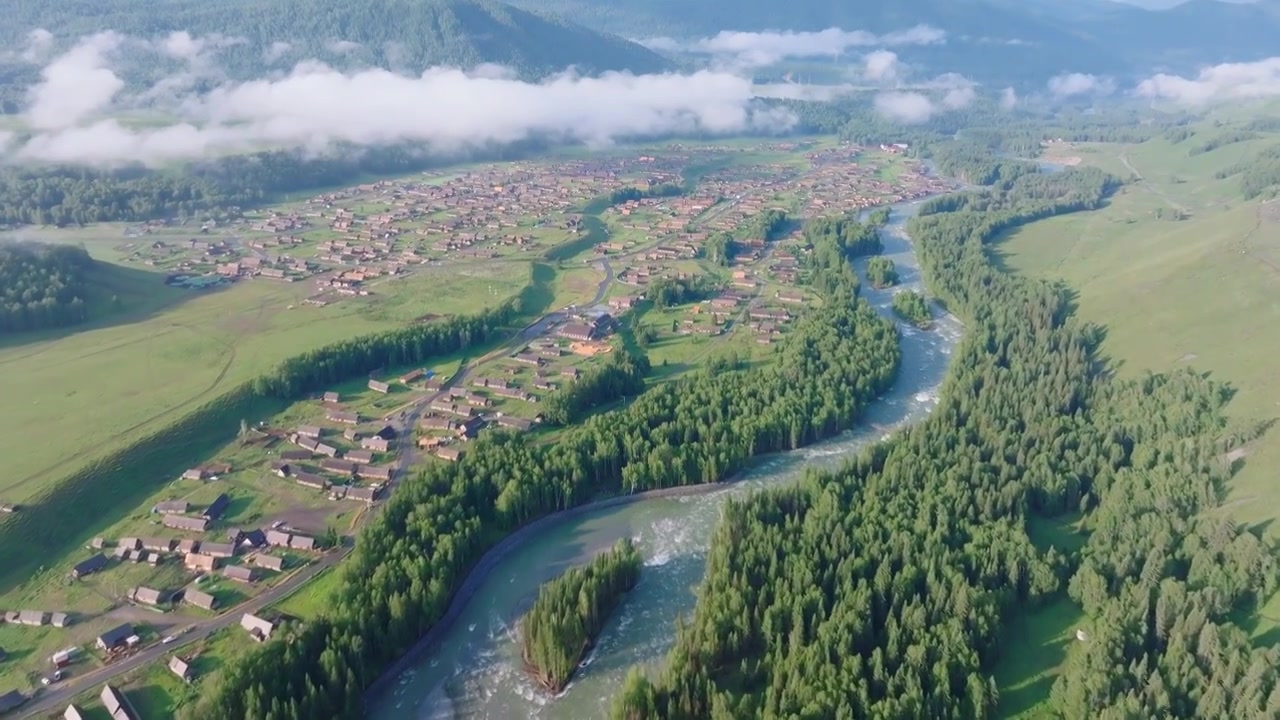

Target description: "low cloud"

left=870, top=73, right=977, bottom=124
left=1047, top=72, right=1115, bottom=99
left=941, top=85, right=976, bottom=110
left=862, top=50, right=902, bottom=83
left=327, top=40, right=362, bottom=55
left=265, top=41, right=293, bottom=63
left=874, top=92, right=936, bottom=124
left=5, top=56, right=797, bottom=167
left=21, top=29, right=55, bottom=63
left=160, top=31, right=245, bottom=63
left=643, top=25, right=945, bottom=69
left=26, top=32, right=126, bottom=131
left=1136, top=57, right=1280, bottom=104
left=1000, top=86, right=1018, bottom=110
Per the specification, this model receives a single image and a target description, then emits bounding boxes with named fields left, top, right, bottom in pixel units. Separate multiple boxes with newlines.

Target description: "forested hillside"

left=1216, top=145, right=1280, bottom=200
left=176, top=214, right=902, bottom=720
left=0, top=0, right=669, bottom=111
left=521, top=538, right=642, bottom=692
left=511, top=0, right=1280, bottom=86
left=0, top=142, right=543, bottom=227
left=0, top=243, right=95, bottom=334
left=610, top=158, right=1279, bottom=717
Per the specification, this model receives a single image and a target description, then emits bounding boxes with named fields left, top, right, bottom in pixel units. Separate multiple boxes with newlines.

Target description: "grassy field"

left=991, top=117, right=1280, bottom=715
left=0, top=240, right=526, bottom=506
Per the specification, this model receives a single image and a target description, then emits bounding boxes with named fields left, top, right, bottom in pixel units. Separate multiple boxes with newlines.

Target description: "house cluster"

left=747, top=304, right=796, bottom=345
left=1, top=610, right=71, bottom=628
left=800, top=146, right=951, bottom=212
left=132, top=227, right=318, bottom=283
left=292, top=157, right=686, bottom=277
left=277, top=407, right=395, bottom=502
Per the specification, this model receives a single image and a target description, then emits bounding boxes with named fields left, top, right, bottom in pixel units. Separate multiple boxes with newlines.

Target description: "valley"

left=2, top=1, right=1280, bottom=718
left=0, top=138, right=940, bottom=717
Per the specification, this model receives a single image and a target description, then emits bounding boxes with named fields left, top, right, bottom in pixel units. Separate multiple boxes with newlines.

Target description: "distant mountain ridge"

left=0, top=0, right=671, bottom=110
left=509, top=0, right=1280, bottom=86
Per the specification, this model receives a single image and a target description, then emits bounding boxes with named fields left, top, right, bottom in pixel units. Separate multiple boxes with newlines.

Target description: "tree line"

left=176, top=213, right=902, bottom=720
left=1216, top=144, right=1280, bottom=199
left=0, top=142, right=547, bottom=227
left=253, top=303, right=516, bottom=399
left=648, top=275, right=721, bottom=309
left=609, top=183, right=686, bottom=206
left=0, top=242, right=94, bottom=334
left=542, top=347, right=650, bottom=426
left=521, top=538, right=643, bottom=693
left=609, top=149, right=1278, bottom=719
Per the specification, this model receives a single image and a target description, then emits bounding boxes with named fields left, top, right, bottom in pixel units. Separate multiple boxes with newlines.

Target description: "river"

left=368, top=199, right=964, bottom=720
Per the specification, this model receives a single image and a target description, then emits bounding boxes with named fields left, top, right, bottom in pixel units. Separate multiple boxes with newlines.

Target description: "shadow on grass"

left=0, top=259, right=214, bottom=352
left=993, top=594, right=1083, bottom=718
left=128, top=679, right=183, bottom=718
left=514, top=263, right=557, bottom=318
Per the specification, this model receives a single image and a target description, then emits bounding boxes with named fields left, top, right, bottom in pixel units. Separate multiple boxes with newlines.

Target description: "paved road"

left=588, top=258, right=614, bottom=306
left=15, top=547, right=349, bottom=719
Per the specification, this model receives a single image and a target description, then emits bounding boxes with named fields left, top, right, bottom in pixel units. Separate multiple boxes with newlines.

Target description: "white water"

left=368, top=199, right=963, bottom=720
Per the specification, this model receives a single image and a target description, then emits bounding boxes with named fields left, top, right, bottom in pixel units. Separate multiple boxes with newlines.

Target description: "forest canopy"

left=609, top=149, right=1279, bottom=720
left=177, top=211, right=901, bottom=720
left=0, top=242, right=95, bottom=334
left=521, top=538, right=642, bottom=692
left=890, top=289, right=931, bottom=328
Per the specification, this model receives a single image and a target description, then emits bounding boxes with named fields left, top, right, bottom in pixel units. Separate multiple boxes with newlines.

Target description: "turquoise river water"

left=369, top=199, right=964, bottom=719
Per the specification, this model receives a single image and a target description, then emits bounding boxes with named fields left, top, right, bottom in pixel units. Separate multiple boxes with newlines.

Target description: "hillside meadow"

left=0, top=233, right=529, bottom=505
left=991, top=121, right=1280, bottom=716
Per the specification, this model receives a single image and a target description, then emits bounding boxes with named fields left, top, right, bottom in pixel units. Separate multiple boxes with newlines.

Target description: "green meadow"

left=0, top=239, right=527, bottom=506
left=991, top=115, right=1280, bottom=716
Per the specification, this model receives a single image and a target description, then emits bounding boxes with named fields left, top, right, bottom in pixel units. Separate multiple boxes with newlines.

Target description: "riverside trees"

left=610, top=158, right=1278, bottom=718
left=521, top=538, right=642, bottom=692
left=179, top=215, right=901, bottom=720
left=865, top=256, right=898, bottom=288
left=890, top=289, right=931, bottom=328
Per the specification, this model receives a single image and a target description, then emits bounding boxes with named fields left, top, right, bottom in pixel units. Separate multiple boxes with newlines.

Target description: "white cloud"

left=327, top=40, right=362, bottom=55
left=1048, top=72, right=1115, bottom=98
left=265, top=41, right=293, bottom=63
left=862, top=50, right=902, bottom=83
left=8, top=62, right=796, bottom=167
left=637, top=36, right=682, bottom=53
left=25, top=32, right=126, bottom=131
left=21, top=29, right=55, bottom=63
left=1135, top=57, right=1280, bottom=105
left=1000, top=86, right=1018, bottom=110
left=942, top=85, right=976, bottom=110
left=874, top=91, right=936, bottom=124
left=160, top=31, right=245, bottom=63
left=753, top=83, right=856, bottom=101
left=652, top=25, right=944, bottom=69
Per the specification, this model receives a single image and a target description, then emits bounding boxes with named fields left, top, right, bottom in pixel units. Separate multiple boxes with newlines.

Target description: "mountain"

left=1078, top=0, right=1280, bottom=69
left=510, top=0, right=1280, bottom=87
left=0, top=0, right=670, bottom=104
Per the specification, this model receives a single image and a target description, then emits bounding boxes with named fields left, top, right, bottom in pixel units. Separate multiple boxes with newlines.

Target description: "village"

left=108, top=141, right=944, bottom=310
left=0, top=139, right=949, bottom=718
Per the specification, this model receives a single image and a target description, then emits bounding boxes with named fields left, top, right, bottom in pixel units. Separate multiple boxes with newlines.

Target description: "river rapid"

left=368, top=199, right=964, bottom=720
